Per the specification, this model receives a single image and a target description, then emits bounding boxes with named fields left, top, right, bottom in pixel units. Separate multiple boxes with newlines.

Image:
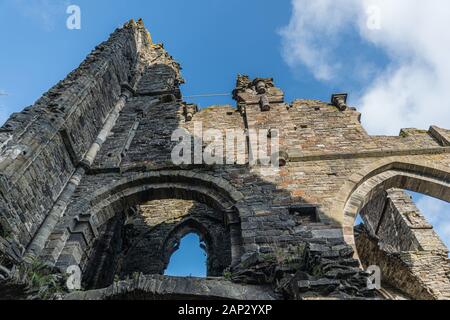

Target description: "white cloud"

left=280, top=0, right=450, bottom=135
left=280, top=0, right=359, bottom=81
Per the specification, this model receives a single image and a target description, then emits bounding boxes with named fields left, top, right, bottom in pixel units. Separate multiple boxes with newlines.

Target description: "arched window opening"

left=164, top=233, right=207, bottom=277
left=162, top=217, right=230, bottom=278
left=354, top=214, right=364, bottom=227
left=354, top=188, right=450, bottom=254
left=342, top=163, right=450, bottom=299
left=353, top=214, right=367, bottom=240
left=83, top=198, right=234, bottom=289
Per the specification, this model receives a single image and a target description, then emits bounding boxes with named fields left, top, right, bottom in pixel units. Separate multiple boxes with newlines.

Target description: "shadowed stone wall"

left=82, top=199, right=232, bottom=289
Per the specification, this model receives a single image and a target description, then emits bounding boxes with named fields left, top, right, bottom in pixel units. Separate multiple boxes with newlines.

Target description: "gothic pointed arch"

left=332, top=158, right=450, bottom=299
left=48, top=171, right=246, bottom=281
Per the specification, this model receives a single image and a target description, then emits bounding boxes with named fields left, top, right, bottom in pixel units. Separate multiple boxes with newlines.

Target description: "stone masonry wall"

left=0, top=21, right=149, bottom=258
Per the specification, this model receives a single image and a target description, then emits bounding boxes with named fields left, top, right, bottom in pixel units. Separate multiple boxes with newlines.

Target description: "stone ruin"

left=0, top=19, right=449, bottom=300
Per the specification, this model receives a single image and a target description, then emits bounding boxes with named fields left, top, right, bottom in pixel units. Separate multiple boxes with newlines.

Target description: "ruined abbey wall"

left=0, top=19, right=449, bottom=300
left=0, top=21, right=148, bottom=260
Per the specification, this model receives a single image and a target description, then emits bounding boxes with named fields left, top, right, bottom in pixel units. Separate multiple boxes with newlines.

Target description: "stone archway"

left=332, top=159, right=450, bottom=299
left=47, top=171, right=248, bottom=283
left=82, top=199, right=233, bottom=288
left=334, top=160, right=450, bottom=245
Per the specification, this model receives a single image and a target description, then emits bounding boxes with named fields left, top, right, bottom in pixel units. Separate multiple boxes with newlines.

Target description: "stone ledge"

left=288, top=146, right=450, bottom=163
left=64, top=275, right=278, bottom=300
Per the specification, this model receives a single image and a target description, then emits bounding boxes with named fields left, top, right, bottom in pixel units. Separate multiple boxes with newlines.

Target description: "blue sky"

left=0, top=0, right=449, bottom=275
left=165, top=234, right=207, bottom=277
left=0, top=0, right=330, bottom=119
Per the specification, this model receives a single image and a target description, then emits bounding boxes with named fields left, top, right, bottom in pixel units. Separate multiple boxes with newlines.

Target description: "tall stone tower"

left=0, top=20, right=449, bottom=300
